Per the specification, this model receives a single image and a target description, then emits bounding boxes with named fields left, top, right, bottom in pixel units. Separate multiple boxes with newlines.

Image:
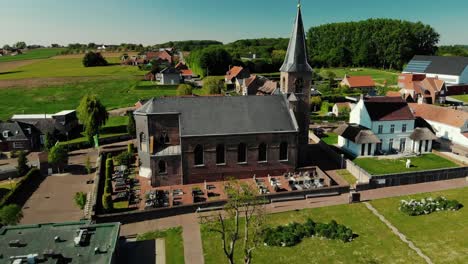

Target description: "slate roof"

left=280, top=5, right=313, bottom=73
left=409, top=103, right=468, bottom=128
left=135, top=95, right=298, bottom=137
left=0, top=121, right=34, bottom=141
left=404, top=55, right=468, bottom=76
left=334, top=124, right=380, bottom=144
left=364, top=97, right=415, bottom=121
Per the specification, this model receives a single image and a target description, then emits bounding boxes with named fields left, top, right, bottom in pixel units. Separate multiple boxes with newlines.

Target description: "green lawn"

left=322, top=132, right=338, bottom=145
left=202, top=203, right=424, bottom=264
left=335, top=169, right=357, bottom=185
left=371, top=187, right=468, bottom=263
left=0, top=57, right=140, bottom=80
left=113, top=201, right=129, bottom=209
left=0, top=48, right=65, bottom=62
left=137, top=227, right=185, bottom=264
left=450, top=94, right=468, bottom=103
left=354, top=154, right=459, bottom=175
left=319, top=67, right=399, bottom=85
left=60, top=116, right=129, bottom=145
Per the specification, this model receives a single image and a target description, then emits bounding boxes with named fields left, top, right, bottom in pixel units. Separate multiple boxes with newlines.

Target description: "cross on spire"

left=297, top=0, right=301, bottom=8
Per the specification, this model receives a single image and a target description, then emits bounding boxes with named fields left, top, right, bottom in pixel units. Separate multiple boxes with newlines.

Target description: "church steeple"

left=280, top=2, right=313, bottom=73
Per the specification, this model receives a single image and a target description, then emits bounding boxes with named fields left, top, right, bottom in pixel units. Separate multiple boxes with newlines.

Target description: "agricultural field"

left=371, top=187, right=468, bottom=263
left=0, top=48, right=65, bottom=62
left=353, top=154, right=459, bottom=175
left=202, top=203, right=424, bottom=264
left=319, top=67, right=399, bottom=86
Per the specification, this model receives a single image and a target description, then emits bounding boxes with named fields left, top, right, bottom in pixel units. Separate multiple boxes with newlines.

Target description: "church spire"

left=280, top=2, right=313, bottom=73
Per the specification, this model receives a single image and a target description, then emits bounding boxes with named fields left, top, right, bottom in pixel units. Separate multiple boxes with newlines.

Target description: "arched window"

left=194, top=145, right=204, bottom=166
left=158, top=160, right=167, bottom=174
left=279, top=142, right=288, bottom=161
left=258, top=143, right=267, bottom=162
left=282, top=77, right=286, bottom=90
left=294, top=77, right=304, bottom=93
left=140, top=132, right=147, bottom=152
left=216, top=144, right=225, bottom=165
left=164, top=134, right=170, bottom=144
left=238, top=143, right=247, bottom=163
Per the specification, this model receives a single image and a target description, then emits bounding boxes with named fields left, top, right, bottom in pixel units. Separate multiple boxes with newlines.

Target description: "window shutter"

left=150, top=136, right=154, bottom=153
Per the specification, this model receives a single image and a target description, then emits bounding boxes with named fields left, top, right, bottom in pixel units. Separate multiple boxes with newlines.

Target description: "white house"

left=332, top=102, right=355, bottom=117
left=403, top=55, right=468, bottom=85
left=159, top=67, right=181, bottom=85
left=335, top=97, right=436, bottom=157
left=409, top=103, right=468, bottom=155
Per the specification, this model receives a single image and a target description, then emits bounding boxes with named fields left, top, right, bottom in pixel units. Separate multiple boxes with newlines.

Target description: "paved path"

left=181, top=215, right=205, bottom=264
left=156, top=238, right=166, bottom=264
left=364, top=202, right=433, bottom=264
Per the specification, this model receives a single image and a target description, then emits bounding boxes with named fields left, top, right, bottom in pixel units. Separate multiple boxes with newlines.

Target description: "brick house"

left=134, top=4, right=313, bottom=187
left=0, top=121, right=40, bottom=151
left=398, top=73, right=447, bottom=104
left=340, top=75, right=376, bottom=95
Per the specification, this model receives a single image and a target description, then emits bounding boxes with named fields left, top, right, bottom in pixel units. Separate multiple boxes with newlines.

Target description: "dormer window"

left=2, top=131, right=9, bottom=138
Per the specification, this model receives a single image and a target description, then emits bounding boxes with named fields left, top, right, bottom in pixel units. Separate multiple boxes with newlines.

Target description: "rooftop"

left=343, top=75, right=376, bottom=88
left=334, top=123, right=380, bottom=144
left=404, top=55, right=468, bottom=76
left=0, top=221, right=120, bottom=264
left=364, top=97, right=415, bottom=121
left=409, top=103, right=468, bottom=128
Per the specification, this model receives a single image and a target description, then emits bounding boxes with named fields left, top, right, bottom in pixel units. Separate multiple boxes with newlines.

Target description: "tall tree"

left=176, top=84, right=193, bottom=96
left=186, top=46, right=232, bottom=77
left=127, top=112, right=136, bottom=138
left=202, top=77, right=224, bottom=95
left=16, top=151, right=29, bottom=176
left=14, top=41, right=27, bottom=49
left=82, top=51, right=108, bottom=67
left=77, top=95, right=109, bottom=144
left=201, top=179, right=266, bottom=264
left=48, top=145, right=68, bottom=173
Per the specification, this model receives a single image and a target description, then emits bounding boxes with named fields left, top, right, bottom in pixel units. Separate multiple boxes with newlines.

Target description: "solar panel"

left=404, top=60, right=431, bottom=73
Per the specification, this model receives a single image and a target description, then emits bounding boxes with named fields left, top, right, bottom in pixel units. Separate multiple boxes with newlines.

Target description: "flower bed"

left=399, top=197, right=462, bottom=216
left=263, top=218, right=354, bottom=247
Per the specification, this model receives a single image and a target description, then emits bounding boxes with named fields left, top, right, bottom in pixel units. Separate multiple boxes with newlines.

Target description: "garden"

left=137, top=227, right=185, bottom=264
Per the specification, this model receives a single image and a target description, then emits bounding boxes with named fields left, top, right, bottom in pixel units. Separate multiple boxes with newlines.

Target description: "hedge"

left=0, top=168, right=41, bottom=207
left=399, top=197, right=462, bottom=216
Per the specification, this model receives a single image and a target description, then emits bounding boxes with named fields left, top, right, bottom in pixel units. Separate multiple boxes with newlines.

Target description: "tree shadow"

left=0, top=70, right=22, bottom=75
left=100, top=125, right=127, bottom=134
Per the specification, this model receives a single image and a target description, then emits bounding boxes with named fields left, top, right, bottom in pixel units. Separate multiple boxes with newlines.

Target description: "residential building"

left=404, top=55, right=468, bottom=85
left=0, top=121, right=40, bottom=151
left=409, top=103, right=468, bottom=155
left=340, top=75, right=376, bottom=95
left=335, top=97, right=436, bottom=157
left=398, top=73, right=447, bottom=104
left=332, top=102, right=355, bottom=117
left=146, top=50, right=173, bottom=65
left=239, top=75, right=279, bottom=95
left=158, top=67, right=180, bottom=85
left=225, top=66, right=251, bottom=91
left=134, top=3, right=312, bottom=187
left=0, top=221, right=120, bottom=264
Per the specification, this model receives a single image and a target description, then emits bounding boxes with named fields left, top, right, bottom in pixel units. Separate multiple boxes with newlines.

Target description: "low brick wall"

left=309, top=131, right=343, bottom=166
left=345, top=160, right=371, bottom=184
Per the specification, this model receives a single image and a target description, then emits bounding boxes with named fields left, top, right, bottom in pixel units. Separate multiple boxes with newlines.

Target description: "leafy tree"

left=127, top=143, right=135, bottom=154
left=16, top=151, right=29, bottom=176
left=186, top=46, right=232, bottom=77
left=114, top=151, right=134, bottom=167
left=74, top=192, right=87, bottom=210
left=14, top=41, right=27, bottom=49
left=85, top=156, right=92, bottom=174
left=87, top=42, right=97, bottom=49
left=102, top=193, right=113, bottom=211
left=201, top=179, right=266, bottom=264
left=310, top=96, right=322, bottom=112
left=176, top=84, right=193, bottom=96
left=77, top=94, right=109, bottom=144
left=2, top=44, right=12, bottom=51
left=82, top=51, right=108, bottom=67
left=0, top=204, right=23, bottom=225
left=127, top=112, right=136, bottom=138
left=202, top=77, right=224, bottom=95
left=48, top=145, right=68, bottom=173
left=44, top=132, right=57, bottom=151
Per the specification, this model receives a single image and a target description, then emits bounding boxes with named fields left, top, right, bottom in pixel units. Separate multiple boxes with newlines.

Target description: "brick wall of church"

left=180, top=133, right=298, bottom=184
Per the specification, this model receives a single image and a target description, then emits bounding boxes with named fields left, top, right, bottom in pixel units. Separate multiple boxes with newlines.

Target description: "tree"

left=0, top=204, right=23, bottom=225
left=14, top=41, right=27, bottom=49
left=176, top=84, right=193, bottom=96
left=186, top=46, right=232, bottom=77
left=127, top=112, right=136, bottom=138
left=74, top=192, right=87, bottom=210
left=2, top=44, right=12, bottom=51
left=202, top=77, right=224, bottom=95
left=16, top=151, right=29, bottom=176
left=102, top=193, right=113, bottom=211
left=310, top=96, right=322, bottom=112
left=85, top=156, right=92, bottom=174
left=82, top=51, right=108, bottom=67
left=201, top=179, right=266, bottom=264
left=77, top=94, right=109, bottom=144
left=127, top=143, right=135, bottom=154
left=105, top=158, right=114, bottom=194
left=48, top=145, right=68, bottom=173
left=44, top=132, right=57, bottom=151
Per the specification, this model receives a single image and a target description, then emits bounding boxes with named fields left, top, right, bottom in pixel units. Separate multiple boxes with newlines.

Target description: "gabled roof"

left=180, top=69, right=193, bottom=76
left=386, top=91, right=402, bottom=97
left=225, top=66, right=247, bottom=81
left=335, top=124, right=380, bottom=144
left=364, top=97, right=415, bottom=121
left=135, top=95, right=298, bottom=137
left=404, top=55, right=468, bottom=76
left=0, top=121, right=34, bottom=141
left=410, top=127, right=437, bottom=141
left=175, top=62, right=188, bottom=70
left=409, top=103, right=468, bottom=128
left=343, top=75, right=375, bottom=88
left=160, top=67, right=179, bottom=74
left=279, top=5, right=313, bottom=73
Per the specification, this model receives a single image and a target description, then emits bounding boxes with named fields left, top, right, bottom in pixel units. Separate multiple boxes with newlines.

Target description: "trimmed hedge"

left=263, top=218, right=354, bottom=247
left=0, top=168, right=41, bottom=207
left=399, top=197, right=462, bottom=216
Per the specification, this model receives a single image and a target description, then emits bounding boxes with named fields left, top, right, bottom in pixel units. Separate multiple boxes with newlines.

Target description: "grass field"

left=319, top=67, right=399, bottom=86
left=371, top=187, right=468, bottom=263
left=0, top=48, right=65, bottom=63
left=322, top=132, right=338, bottom=145
left=202, top=203, right=424, bottom=264
left=354, top=154, right=459, bottom=175
left=137, top=227, right=185, bottom=264
left=60, top=116, right=129, bottom=145
left=450, top=94, right=468, bottom=103
left=0, top=57, right=140, bottom=80
left=335, top=169, right=357, bottom=185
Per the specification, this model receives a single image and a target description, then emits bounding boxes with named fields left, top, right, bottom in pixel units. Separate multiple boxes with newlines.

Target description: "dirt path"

left=364, top=202, right=433, bottom=264
left=0, top=59, right=42, bottom=74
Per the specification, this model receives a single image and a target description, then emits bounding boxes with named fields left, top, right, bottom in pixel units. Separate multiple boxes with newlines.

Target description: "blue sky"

left=1, top=0, right=467, bottom=46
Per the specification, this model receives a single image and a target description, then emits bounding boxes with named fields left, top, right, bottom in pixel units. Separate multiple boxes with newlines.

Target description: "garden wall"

left=308, top=131, right=343, bottom=166
left=345, top=160, right=371, bottom=184
left=0, top=167, right=17, bottom=181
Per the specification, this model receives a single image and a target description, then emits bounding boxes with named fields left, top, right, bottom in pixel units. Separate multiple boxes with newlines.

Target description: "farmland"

left=0, top=48, right=65, bottom=62
left=318, top=67, right=399, bottom=86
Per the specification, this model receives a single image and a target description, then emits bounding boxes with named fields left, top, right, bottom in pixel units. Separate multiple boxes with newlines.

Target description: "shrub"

left=114, top=151, right=134, bottom=167
left=399, top=196, right=463, bottom=216
left=83, top=51, right=108, bottom=67
left=263, top=218, right=354, bottom=247
left=0, top=204, right=23, bottom=225
left=176, top=84, right=193, bottom=96
left=127, top=143, right=135, bottom=154
left=102, top=193, right=113, bottom=211
left=74, top=192, right=87, bottom=210
left=16, top=151, right=29, bottom=176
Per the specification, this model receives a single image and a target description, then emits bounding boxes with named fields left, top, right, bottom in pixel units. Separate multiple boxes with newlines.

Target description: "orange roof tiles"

left=409, top=103, right=468, bottom=128
left=343, top=75, right=375, bottom=88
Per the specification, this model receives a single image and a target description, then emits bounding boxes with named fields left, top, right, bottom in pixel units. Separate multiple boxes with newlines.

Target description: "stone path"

left=181, top=214, right=205, bottom=264
left=364, top=202, right=433, bottom=264
left=156, top=238, right=166, bottom=264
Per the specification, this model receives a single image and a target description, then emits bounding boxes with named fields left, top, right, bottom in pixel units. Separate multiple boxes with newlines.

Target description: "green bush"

left=74, top=192, right=87, bottom=210
left=176, top=84, right=193, bottom=96
left=83, top=51, right=108, bottom=67
left=0, top=168, right=41, bottom=207
left=127, top=143, right=135, bottom=154
left=0, top=204, right=23, bottom=225
left=114, top=151, right=134, bottom=167
left=399, top=197, right=463, bottom=216
left=263, top=218, right=354, bottom=247
left=102, top=193, right=113, bottom=211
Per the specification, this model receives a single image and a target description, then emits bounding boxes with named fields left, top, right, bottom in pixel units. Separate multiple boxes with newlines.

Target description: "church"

left=134, top=4, right=313, bottom=187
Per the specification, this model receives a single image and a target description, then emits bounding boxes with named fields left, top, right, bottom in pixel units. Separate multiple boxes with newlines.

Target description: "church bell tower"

left=280, top=2, right=313, bottom=146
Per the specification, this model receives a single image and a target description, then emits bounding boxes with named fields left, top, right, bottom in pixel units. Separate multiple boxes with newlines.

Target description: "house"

left=134, top=3, right=312, bottom=187
left=398, top=73, right=447, bottom=104
left=158, top=67, right=180, bottom=85
left=146, top=50, right=173, bottom=65
left=335, top=97, right=436, bottom=157
left=225, top=66, right=251, bottom=91
left=403, top=55, right=468, bottom=85
left=11, top=110, right=79, bottom=141
left=135, top=99, right=149, bottom=110
left=386, top=91, right=403, bottom=98
left=408, top=103, right=468, bottom=155
left=332, top=102, right=355, bottom=117
left=0, top=221, right=120, bottom=264
left=0, top=121, right=40, bottom=151
left=340, top=75, right=376, bottom=95
left=175, top=62, right=188, bottom=70
left=180, top=69, right=195, bottom=80
left=238, top=75, right=279, bottom=95
left=144, top=71, right=156, bottom=81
